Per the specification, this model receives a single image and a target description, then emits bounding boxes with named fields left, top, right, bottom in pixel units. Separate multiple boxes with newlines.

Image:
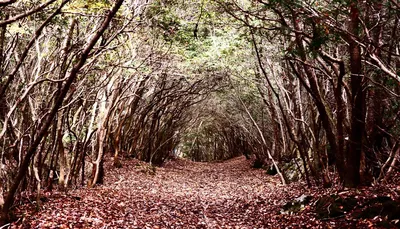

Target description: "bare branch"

left=0, top=0, right=57, bottom=27
left=367, top=53, right=400, bottom=84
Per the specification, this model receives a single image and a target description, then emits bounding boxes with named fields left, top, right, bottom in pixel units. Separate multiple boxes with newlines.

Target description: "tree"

left=0, top=0, right=125, bottom=223
left=216, top=0, right=400, bottom=187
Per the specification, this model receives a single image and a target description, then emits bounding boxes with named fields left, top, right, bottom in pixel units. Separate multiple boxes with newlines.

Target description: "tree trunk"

left=91, top=75, right=121, bottom=186
left=57, top=113, right=67, bottom=188
left=346, top=2, right=365, bottom=187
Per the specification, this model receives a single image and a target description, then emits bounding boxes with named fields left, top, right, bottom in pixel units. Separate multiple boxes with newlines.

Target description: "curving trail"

left=11, top=156, right=381, bottom=228
left=11, top=157, right=288, bottom=228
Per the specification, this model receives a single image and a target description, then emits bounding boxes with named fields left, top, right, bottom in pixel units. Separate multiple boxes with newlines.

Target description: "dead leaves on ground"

left=8, top=156, right=400, bottom=228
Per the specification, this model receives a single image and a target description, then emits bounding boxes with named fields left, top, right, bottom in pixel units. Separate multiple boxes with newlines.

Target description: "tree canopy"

left=0, top=0, right=399, bottom=225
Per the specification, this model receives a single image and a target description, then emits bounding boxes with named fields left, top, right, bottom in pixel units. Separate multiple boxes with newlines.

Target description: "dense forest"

left=0, top=0, right=399, bottom=227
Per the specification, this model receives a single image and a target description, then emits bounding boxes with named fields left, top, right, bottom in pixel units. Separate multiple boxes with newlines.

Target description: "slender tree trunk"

left=346, top=2, right=365, bottom=187
left=113, top=118, right=126, bottom=168
left=0, top=13, right=7, bottom=79
left=57, top=113, right=67, bottom=188
left=91, top=76, right=121, bottom=186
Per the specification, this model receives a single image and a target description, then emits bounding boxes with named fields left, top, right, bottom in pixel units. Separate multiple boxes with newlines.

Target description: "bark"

left=346, top=2, right=365, bottom=187
left=0, top=13, right=7, bottom=122
left=91, top=76, right=121, bottom=186
left=0, top=186, right=3, bottom=210
left=0, top=13, right=6, bottom=77
left=33, top=152, right=41, bottom=208
left=57, top=113, right=66, bottom=187
left=46, top=123, right=58, bottom=191
left=113, top=111, right=128, bottom=168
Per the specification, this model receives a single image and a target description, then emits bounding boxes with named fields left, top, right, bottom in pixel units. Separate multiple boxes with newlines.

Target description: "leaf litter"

left=8, top=156, right=400, bottom=228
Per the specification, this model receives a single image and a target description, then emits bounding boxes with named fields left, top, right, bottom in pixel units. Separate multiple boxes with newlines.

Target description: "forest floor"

left=7, top=156, right=400, bottom=228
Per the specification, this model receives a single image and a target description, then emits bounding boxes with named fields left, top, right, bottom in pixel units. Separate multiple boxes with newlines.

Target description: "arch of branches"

left=1, top=0, right=400, bottom=223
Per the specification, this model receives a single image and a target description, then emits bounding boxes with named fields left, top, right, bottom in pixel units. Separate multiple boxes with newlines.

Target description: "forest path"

left=12, top=156, right=302, bottom=228
left=10, top=156, right=400, bottom=228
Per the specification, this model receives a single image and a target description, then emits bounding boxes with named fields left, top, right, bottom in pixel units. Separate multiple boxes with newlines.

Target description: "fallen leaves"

left=7, top=156, right=400, bottom=228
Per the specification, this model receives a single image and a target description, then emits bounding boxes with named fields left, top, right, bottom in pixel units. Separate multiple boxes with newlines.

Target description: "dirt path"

left=11, top=156, right=298, bottom=228
left=11, top=156, right=389, bottom=228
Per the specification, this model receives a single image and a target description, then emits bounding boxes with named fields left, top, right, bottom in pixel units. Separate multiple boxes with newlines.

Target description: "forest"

left=0, top=0, right=399, bottom=228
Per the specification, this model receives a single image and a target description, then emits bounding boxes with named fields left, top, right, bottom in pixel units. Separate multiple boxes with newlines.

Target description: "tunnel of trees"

left=0, top=0, right=399, bottom=224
